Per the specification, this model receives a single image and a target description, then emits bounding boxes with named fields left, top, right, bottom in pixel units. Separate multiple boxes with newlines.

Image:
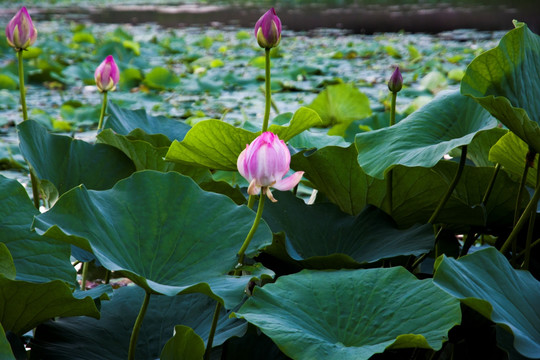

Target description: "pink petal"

left=273, top=171, right=304, bottom=191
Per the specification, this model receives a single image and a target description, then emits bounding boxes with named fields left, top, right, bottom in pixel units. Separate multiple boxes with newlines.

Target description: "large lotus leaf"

left=0, top=324, right=15, bottom=360
left=434, top=247, right=540, bottom=358
left=0, top=276, right=99, bottom=336
left=17, top=120, right=135, bottom=201
left=31, top=286, right=246, bottom=360
left=462, top=127, right=507, bottom=167
left=291, top=145, right=385, bottom=216
left=0, top=175, right=75, bottom=284
left=355, top=90, right=497, bottom=179
left=461, top=21, right=540, bottom=154
left=33, top=171, right=273, bottom=308
left=165, top=107, right=321, bottom=171
left=235, top=268, right=461, bottom=360
left=262, top=191, right=434, bottom=268
left=160, top=326, right=205, bottom=360
left=489, top=131, right=537, bottom=188
left=105, top=101, right=191, bottom=142
left=308, top=83, right=372, bottom=136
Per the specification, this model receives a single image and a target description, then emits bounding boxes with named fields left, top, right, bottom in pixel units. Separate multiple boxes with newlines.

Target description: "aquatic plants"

left=1, top=6, right=539, bottom=360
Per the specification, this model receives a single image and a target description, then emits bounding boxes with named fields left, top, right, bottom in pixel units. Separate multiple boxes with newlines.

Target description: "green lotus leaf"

left=461, top=21, right=540, bottom=153
left=0, top=276, right=99, bottom=336
left=262, top=192, right=434, bottom=268
left=235, top=268, right=460, bottom=360
left=461, top=127, right=507, bottom=167
left=32, top=286, right=246, bottom=360
left=160, top=326, right=205, bottom=360
left=17, top=120, right=135, bottom=202
left=489, top=131, right=537, bottom=187
left=165, top=107, right=321, bottom=171
left=143, top=66, right=180, bottom=90
left=105, top=101, right=191, bottom=142
left=308, top=83, right=372, bottom=136
left=0, top=243, right=15, bottom=280
left=0, top=175, right=75, bottom=284
left=0, top=324, right=15, bottom=360
left=434, top=247, right=540, bottom=358
left=33, top=171, right=273, bottom=308
left=355, top=90, right=497, bottom=179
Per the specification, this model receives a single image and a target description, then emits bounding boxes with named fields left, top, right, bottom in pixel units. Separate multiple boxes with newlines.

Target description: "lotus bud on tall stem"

left=385, top=66, right=403, bottom=214
left=95, top=55, right=120, bottom=131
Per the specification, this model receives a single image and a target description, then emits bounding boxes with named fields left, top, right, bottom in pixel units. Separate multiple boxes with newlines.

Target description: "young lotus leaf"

left=105, top=101, right=191, bottom=142
left=0, top=276, right=99, bottom=336
left=31, top=286, right=246, bottom=360
left=434, top=247, right=540, bottom=358
left=235, top=268, right=461, bottom=360
left=355, top=90, right=497, bottom=179
left=0, top=325, right=15, bottom=360
left=489, top=131, right=537, bottom=188
left=33, top=171, right=273, bottom=308
left=17, top=120, right=135, bottom=202
left=0, top=175, right=75, bottom=284
left=461, top=21, right=540, bottom=154
left=262, top=192, right=434, bottom=268
left=308, top=83, right=371, bottom=136
left=160, top=326, right=205, bottom=360
left=166, top=107, right=321, bottom=171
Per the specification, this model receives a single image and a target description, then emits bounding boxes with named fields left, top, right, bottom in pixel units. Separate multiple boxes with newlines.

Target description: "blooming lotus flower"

left=388, top=66, right=403, bottom=93
left=5, top=7, right=37, bottom=51
left=237, top=132, right=303, bottom=202
left=94, top=55, right=119, bottom=92
left=254, top=8, right=282, bottom=49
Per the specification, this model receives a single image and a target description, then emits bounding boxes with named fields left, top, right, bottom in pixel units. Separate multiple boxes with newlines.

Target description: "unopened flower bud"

left=388, top=66, right=403, bottom=93
left=95, top=55, right=120, bottom=92
left=5, top=7, right=37, bottom=51
left=254, top=8, right=282, bottom=49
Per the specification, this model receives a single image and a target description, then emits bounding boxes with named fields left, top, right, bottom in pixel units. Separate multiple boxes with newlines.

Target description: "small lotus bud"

left=94, top=55, right=120, bottom=92
left=5, top=7, right=37, bottom=51
left=388, top=66, right=403, bottom=93
left=254, top=8, right=282, bottom=49
left=237, top=132, right=303, bottom=202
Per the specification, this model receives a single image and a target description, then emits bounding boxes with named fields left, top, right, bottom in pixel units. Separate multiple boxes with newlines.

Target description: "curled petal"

left=264, top=187, right=277, bottom=203
left=273, top=171, right=304, bottom=191
left=247, top=179, right=261, bottom=196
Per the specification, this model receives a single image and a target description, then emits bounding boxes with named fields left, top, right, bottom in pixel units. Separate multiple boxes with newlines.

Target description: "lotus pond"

left=1, top=5, right=540, bottom=360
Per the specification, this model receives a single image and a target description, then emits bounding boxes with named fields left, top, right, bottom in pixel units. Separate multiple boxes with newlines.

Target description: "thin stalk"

left=128, top=291, right=151, bottom=360
left=237, top=192, right=265, bottom=266
left=459, top=228, right=478, bottom=258
left=260, top=85, right=280, bottom=114
left=513, top=160, right=530, bottom=226
left=81, top=262, right=89, bottom=291
left=104, top=270, right=111, bottom=284
left=262, top=48, right=271, bottom=132
left=97, top=91, right=108, bottom=131
left=481, top=163, right=501, bottom=205
left=500, top=179, right=540, bottom=254
left=523, top=163, right=540, bottom=269
left=518, top=238, right=540, bottom=257
left=385, top=91, right=398, bottom=213
left=203, top=302, right=222, bottom=360
left=29, top=167, right=40, bottom=209
left=389, top=91, right=397, bottom=127
left=428, top=146, right=468, bottom=224
left=17, top=51, right=28, bottom=121
left=247, top=195, right=256, bottom=210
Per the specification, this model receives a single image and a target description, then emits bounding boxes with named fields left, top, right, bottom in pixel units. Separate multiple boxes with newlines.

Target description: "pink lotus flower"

left=237, top=132, right=303, bottom=202
left=5, top=7, right=37, bottom=51
left=94, top=55, right=120, bottom=92
left=254, top=8, right=282, bottom=49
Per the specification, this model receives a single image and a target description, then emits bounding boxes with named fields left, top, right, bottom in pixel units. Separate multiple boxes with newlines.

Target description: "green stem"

left=29, top=167, right=40, bottom=209
left=518, top=238, right=540, bottom=257
left=514, top=160, right=530, bottom=226
left=97, top=91, right=108, bottom=131
left=384, top=92, right=398, bottom=214
left=237, top=193, right=266, bottom=266
left=203, top=301, right=222, bottom=360
left=459, top=228, right=478, bottom=258
left=500, top=179, right=540, bottom=254
left=389, top=91, right=397, bottom=127
left=523, top=163, right=540, bottom=269
left=262, top=48, right=271, bottom=132
left=128, top=291, right=151, bottom=360
left=81, top=262, right=89, bottom=291
left=482, top=163, right=501, bottom=205
left=17, top=51, right=28, bottom=121
left=104, top=270, right=111, bottom=284
left=247, top=194, right=255, bottom=210
left=428, top=146, right=468, bottom=224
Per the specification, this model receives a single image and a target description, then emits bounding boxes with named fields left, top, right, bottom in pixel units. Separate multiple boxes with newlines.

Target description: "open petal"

left=273, top=171, right=304, bottom=191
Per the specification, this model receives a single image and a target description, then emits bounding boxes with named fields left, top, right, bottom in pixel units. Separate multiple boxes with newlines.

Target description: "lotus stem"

left=523, top=163, right=540, bottom=269
left=385, top=91, right=398, bottom=214
left=481, top=163, right=501, bottom=206
left=97, top=91, right=108, bottom=131
left=237, top=193, right=265, bottom=266
left=203, top=301, right=222, bottom=360
left=511, top=150, right=534, bottom=262
left=81, top=261, right=89, bottom=291
left=262, top=48, right=271, bottom=132
left=128, top=291, right=151, bottom=360
left=428, top=145, right=468, bottom=224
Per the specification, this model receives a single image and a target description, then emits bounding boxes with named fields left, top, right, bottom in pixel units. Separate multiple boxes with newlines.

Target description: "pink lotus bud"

left=388, top=66, right=403, bottom=93
left=254, top=8, right=282, bottom=49
left=5, top=7, right=37, bottom=51
left=237, top=132, right=304, bottom=202
left=94, top=55, right=120, bottom=92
